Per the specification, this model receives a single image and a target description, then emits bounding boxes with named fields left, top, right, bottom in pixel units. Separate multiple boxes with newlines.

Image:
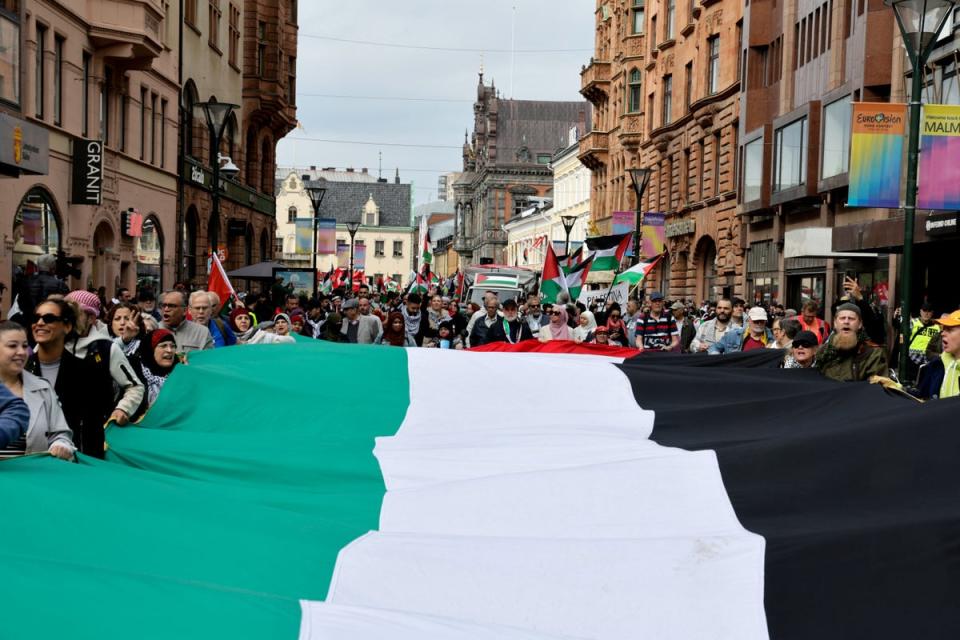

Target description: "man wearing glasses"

left=523, top=293, right=546, bottom=333
left=709, top=306, right=774, bottom=354
left=158, top=290, right=214, bottom=352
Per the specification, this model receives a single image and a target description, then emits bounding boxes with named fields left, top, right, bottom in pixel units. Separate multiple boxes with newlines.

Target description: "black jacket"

left=484, top=317, right=534, bottom=344
left=26, top=351, right=108, bottom=458
left=913, top=357, right=946, bottom=399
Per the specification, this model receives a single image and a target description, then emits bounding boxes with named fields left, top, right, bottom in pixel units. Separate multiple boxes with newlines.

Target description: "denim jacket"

left=709, top=326, right=774, bottom=354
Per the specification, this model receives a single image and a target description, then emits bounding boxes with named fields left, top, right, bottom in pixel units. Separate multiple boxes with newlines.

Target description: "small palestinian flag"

left=613, top=254, right=664, bottom=289
left=585, top=232, right=632, bottom=272
left=541, top=246, right=595, bottom=304
left=475, top=273, right=520, bottom=289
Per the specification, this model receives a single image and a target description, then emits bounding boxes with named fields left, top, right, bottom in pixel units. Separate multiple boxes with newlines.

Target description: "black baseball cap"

left=792, top=330, right=819, bottom=348
left=502, top=298, right=518, bottom=309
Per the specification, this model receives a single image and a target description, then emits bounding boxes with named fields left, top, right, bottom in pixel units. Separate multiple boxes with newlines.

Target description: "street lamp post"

left=306, top=183, right=327, bottom=300
left=560, top=215, right=578, bottom=256
left=346, top=221, right=360, bottom=296
left=885, top=0, right=956, bottom=377
left=628, top=168, right=653, bottom=265
left=195, top=98, right=239, bottom=264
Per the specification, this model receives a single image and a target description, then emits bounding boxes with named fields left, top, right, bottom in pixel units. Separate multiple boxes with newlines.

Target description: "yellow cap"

left=935, top=310, right=960, bottom=328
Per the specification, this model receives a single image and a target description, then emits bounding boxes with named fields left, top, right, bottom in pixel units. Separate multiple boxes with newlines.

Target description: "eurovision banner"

left=848, top=102, right=906, bottom=208
left=354, top=242, right=366, bottom=271
left=918, top=104, right=960, bottom=210
left=294, top=219, right=313, bottom=255
left=612, top=211, right=636, bottom=257
left=336, top=241, right=350, bottom=268
left=316, top=218, right=337, bottom=254
left=640, top=212, right=666, bottom=260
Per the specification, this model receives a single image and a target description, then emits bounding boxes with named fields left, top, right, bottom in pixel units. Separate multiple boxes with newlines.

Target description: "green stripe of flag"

left=2, top=342, right=411, bottom=639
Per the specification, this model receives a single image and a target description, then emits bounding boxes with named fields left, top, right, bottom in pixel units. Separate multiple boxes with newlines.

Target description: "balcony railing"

left=87, top=0, right=164, bottom=59
left=580, top=60, right=612, bottom=104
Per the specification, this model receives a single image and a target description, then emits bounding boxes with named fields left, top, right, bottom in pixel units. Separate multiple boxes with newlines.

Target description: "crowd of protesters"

left=0, top=255, right=957, bottom=462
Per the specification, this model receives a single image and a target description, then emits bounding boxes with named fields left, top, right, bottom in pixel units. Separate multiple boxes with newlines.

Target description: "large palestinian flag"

left=584, top=232, right=632, bottom=271
left=3, top=345, right=959, bottom=639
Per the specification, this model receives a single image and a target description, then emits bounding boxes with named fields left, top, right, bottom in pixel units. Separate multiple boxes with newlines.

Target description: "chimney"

left=346, top=168, right=354, bottom=173
left=323, top=167, right=335, bottom=171
left=301, top=175, right=310, bottom=182
left=310, top=165, right=316, bottom=171
left=361, top=168, right=368, bottom=174
left=394, top=168, right=400, bottom=184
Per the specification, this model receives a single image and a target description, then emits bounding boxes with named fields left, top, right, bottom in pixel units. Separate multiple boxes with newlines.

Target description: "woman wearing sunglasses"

left=538, top=306, right=573, bottom=342
left=25, top=300, right=113, bottom=458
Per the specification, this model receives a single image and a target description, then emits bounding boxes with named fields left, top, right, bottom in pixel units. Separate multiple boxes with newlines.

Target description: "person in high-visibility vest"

left=798, top=300, right=830, bottom=344
left=905, top=301, right=941, bottom=384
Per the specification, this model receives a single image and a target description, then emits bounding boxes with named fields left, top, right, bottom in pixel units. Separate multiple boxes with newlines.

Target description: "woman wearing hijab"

left=605, top=305, right=628, bottom=346
left=538, top=305, right=573, bottom=342
left=135, top=329, right=179, bottom=409
left=573, top=310, right=598, bottom=343
left=376, top=312, right=416, bottom=347
left=229, top=307, right=259, bottom=344
left=0, top=321, right=74, bottom=460
left=273, top=313, right=292, bottom=337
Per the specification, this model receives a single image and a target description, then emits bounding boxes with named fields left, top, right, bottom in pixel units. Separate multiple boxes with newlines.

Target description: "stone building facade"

left=2, top=0, right=179, bottom=300
left=179, top=0, right=297, bottom=285
left=581, top=0, right=744, bottom=302
left=453, top=74, right=589, bottom=266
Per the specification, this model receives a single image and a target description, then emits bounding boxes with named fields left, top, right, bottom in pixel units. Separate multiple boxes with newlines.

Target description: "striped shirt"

left=635, top=313, right=678, bottom=350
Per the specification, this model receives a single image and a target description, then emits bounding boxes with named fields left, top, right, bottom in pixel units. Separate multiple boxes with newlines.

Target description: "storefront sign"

left=227, top=219, right=247, bottom=236
left=918, top=105, right=960, bottom=210
left=71, top=138, right=103, bottom=205
left=665, top=219, right=696, bottom=238
left=848, top=102, right=906, bottom=208
left=925, top=212, right=959, bottom=236
left=191, top=164, right=206, bottom=186
left=0, top=113, right=48, bottom=175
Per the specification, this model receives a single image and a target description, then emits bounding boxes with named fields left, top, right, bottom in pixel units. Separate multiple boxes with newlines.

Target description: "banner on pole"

left=612, top=211, right=636, bottom=257
left=317, top=218, right=337, bottom=254
left=918, top=104, right=960, bottom=210
left=848, top=102, right=906, bottom=208
left=354, top=242, right=366, bottom=271
left=294, top=219, right=313, bottom=255
left=640, top=212, right=666, bottom=259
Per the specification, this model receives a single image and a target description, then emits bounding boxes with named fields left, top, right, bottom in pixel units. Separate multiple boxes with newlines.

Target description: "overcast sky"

left=275, top=1, right=593, bottom=206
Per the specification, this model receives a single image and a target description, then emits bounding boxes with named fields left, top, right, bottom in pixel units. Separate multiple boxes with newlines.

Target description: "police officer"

left=905, top=301, right=941, bottom=384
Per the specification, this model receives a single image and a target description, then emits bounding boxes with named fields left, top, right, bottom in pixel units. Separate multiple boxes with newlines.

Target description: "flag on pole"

left=613, top=254, right=665, bottom=289
left=207, top=251, right=236, bottom=314
left=409, top=271, right=428, bottom=294
left=585, top=232, right=632, bottom=272
left=419, top=216, right=432, bottom=266
left=541, top=246, right=595, bottom=303
left=454, top=270, right=465, bottom=298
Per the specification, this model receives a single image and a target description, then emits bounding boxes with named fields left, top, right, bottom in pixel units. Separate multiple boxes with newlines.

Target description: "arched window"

left=287, top=206, right=297, bottom=223
left=260, top=136, right=273, bottom=194
left=182, top=80, right=200, bottom=159
left=13, top=187, right=62, bottom=284
left=136, top=215, right=163, bottom=292
left=184, top=206, right=199, bottom=280
left=628, top=69, right=642, bottom=113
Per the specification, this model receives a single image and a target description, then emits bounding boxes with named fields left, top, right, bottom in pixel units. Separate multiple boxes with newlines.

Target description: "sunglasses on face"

left=794, top=343, right=816, bottom=349
left=35, top=313, right=62, bottom=324
left=549, top=311, right=562, bottom=316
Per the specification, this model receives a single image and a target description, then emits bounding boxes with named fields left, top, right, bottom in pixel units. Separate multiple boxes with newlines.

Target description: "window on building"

left=713, top=130, right=722, bottom=195
left=209, top=0, right=221, bottom=50
left=684, top=62, right=692, bottom=109
left=0, top=2, right=20, bottom=106
left=650, top=16, right=657, bottom=49
left=683, top=148, right=691, bottom=202
left=120, top=95, right=127, bottom=152
left=375, top=240, right=385, bottom=257
left=274, top=236, right=283, bottom=255
left=821, top=95, right=851, bottom=179
left=743, top=137, right=763, bottom=202
left=631, top=0, right=644, bottom=34
left=697, top=138, right=705, bottom=201
left=53, top=35, right=63, bottom=125
left=628, top=68, right=642, bottom=112
left=82, top=53, right=90, bottom=136
left=287, top=56, right=296, bottom=104
left=150, top=93, right=158, bottom=164
left=160, top=99, right=167, bottom=167
left=287, top=206, right=296, bottom=222
left=662, top=74, right=673, bottom=125
left=229, top=4, right=240, bottom=67
left=185, top=0, right=197, bottom=27
left=257, top=21, right=268, bottom=77
left=536, top=154, right=551, bottom=164
left=100, top=66, right=111, bottom=145
left=647, top=93, right=655, bottom=133
left=393, top=240, right=403, bottom=257
left=365, top=210, right=376, bottom=225
left=139, top=87, right=147, bottom=160
left=774, top=118, right=807, bottom=191
left=707, top=35, right=720, bottom=95
left=35, top=23, right=46, bottom=119
left=665, top=0, right=676, bottom=39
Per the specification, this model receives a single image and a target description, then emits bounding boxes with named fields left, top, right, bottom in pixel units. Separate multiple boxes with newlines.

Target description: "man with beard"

left=468, top=294, right=503, bottom=347
left=523, top=293, right=546, bottom=333
left=401, top=293, right=429, bottom=346
left=816, top=302, right=887, bottom=382
left=691, top=298, right=735, bottom=353
left=485, top=298, right=533, bottom=344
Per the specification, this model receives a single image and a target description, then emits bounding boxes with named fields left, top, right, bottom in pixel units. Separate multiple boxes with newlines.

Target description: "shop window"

left=136, top=216, right=163, bottom=293
left=773, top=117, right=807, bottom=191
left=12, top=187, right=61, bottom=283
left=821, top=95, right=851, bottom=179
left=0, top=2, right=19, bottom=106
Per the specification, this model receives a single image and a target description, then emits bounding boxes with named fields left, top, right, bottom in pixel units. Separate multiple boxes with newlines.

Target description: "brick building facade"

left=581, top=0, right=744, bottom=302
